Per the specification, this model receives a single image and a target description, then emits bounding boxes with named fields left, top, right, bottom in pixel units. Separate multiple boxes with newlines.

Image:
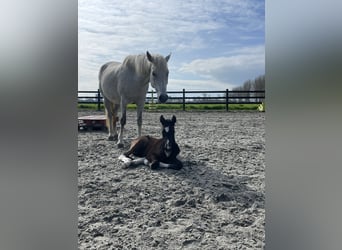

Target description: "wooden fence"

left=78, top=89, right=265, bottom=111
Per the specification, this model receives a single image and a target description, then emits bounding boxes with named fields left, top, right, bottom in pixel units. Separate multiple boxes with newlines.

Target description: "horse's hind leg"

left=123, top=137, right=147, bottom=158
left=112, top=103, right=119, bottom=138
left=104, top=98, right=118, bottom=141
left=117, top=98, right=127, bottom=148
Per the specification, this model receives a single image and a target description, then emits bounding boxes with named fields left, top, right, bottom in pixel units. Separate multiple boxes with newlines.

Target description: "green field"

left=78, top=103, right=260, bottom=111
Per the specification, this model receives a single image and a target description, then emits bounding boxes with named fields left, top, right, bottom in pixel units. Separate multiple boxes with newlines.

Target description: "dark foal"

left=118, top=115, right=183, bottom=170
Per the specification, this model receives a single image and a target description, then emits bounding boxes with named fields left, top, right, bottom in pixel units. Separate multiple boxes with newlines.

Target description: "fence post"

left=182, top=88, right=186, bottom=111
left=225, top=89, right=229, bottom=111
left=97, top=89, right=101, bottom=111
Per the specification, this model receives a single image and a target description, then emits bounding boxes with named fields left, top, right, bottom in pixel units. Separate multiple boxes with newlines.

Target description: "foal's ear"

left=146, top=51, right=154, bottom=63
left=160, top=115, right=165, bottom=124
left=171, top=115, right=176, bottom=123
left=165, top=53, right=171, bottom=62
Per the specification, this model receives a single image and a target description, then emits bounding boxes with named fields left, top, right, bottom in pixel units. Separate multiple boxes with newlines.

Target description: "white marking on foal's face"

left=166, top=139, right=172, bottom=149
left=164, top=126, right=169, bottom=133
left=164, top=139, right=172, bottom=157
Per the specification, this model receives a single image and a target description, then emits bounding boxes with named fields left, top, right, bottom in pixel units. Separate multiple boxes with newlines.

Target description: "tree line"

left=229, top=74, right=265, bottom=103
left=232, top=74, right=265, bottom=92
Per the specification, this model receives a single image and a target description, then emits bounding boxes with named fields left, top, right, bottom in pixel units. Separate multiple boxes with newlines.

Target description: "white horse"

left=99, top=51, right=171, bottom=148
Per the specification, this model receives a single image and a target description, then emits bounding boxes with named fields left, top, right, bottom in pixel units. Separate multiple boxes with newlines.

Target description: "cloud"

left=78, top=0, right=265, bottom=90
left=179, top=45, right=265, bottom=85
left=78, top=1, right=225, bottom=54
left=79, top=0, right=264, bottom=53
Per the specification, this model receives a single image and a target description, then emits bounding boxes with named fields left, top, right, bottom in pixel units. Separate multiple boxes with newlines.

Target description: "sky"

left=78, top=0, right=265, bottom=91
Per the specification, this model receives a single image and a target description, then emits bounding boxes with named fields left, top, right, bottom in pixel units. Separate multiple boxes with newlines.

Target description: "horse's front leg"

left=136, top=102, right=144, bottom=137
left=144, top=155, right=159, bottom=170
left=117, top=99, right=127, bottom=148
left=167, top=157, right=183, bottom=170
left=159, top=157, right=183, bottom=170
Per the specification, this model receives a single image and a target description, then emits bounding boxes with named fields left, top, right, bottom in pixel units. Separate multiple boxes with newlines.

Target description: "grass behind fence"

left=78, top=103, right=260, bottom=111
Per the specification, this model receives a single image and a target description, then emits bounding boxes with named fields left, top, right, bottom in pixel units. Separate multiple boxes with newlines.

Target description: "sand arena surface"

left=78, top=110, right=265, bottom=249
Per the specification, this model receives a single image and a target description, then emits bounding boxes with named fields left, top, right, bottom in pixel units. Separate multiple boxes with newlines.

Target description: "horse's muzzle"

left=159, top=94, right=168, bottom=103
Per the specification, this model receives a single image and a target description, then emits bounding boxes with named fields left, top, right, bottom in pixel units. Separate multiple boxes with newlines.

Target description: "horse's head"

left=147, top=51, right=171, bottom=103
left=160, top=115, right=176, bottom=138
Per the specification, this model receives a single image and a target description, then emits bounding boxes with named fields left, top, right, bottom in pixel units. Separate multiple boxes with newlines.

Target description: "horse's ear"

left=165, top=53, right=171, bottom=62
left=146, top=51, right=153, bottom=63
left=160, top=115, right=165, bottom=124
left=172, top=115, right=176, bottom=123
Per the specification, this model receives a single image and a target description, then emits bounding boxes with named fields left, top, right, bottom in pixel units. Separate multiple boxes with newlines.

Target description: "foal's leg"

left=130, top=158, right=146, bottom=167
left=122, top=138, right=141, bottom=158
left=104, top=98, right=117, bottom=141
left=144, top=155, right=160, bottom=170
left=144, top=160, right=159, bottom=170
left=118, top=154, right=132, bottom=167
left=168, top=158, right=183, bottom=170
left=159, top=157, right=183, bottom=170
left=117, top=98, right=127, bottom=148
left=119, top=139, right=147, bottom=168
left=119, top=155, right=146, bottom=168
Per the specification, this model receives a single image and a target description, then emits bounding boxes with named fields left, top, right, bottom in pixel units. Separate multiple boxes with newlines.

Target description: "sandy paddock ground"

left=78, top=110, right=265, bottom=249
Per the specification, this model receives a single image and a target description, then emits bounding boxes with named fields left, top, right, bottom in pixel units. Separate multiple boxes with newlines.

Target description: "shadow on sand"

left=158, top=158, right=265, bottom=210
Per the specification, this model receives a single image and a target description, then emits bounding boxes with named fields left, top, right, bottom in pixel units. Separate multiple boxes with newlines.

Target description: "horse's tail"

left=98, top=62, right=113, bottom=93
left=105, top=108, right=110, bottom=128
left=99, top=62, right=111, bottom=80
left=98, top=64, right=106, bottom=93
left=104, top=105, right=113, bottom=128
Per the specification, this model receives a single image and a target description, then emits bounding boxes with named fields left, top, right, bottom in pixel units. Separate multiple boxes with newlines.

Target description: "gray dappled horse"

left=99, top=51, right=171, bottom=148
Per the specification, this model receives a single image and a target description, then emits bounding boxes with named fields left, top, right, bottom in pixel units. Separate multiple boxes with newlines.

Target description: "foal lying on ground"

left=118, top=115, right=183, bottom=170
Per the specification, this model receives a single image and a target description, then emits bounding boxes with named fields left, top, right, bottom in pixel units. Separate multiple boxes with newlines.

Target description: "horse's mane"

left=122, top=53, right=167, bottom=75
left=122, top=54, right=151, bottom=75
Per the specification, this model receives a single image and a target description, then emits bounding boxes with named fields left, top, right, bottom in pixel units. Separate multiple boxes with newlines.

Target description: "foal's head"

left=160, top=115, right=176, bottom=138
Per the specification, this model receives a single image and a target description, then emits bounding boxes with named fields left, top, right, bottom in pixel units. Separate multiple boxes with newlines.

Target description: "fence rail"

left=78, top=89, right=265, bottom=111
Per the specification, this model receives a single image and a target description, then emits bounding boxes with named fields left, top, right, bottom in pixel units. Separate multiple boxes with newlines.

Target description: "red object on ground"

left=78, top=115, right=107, bottom=131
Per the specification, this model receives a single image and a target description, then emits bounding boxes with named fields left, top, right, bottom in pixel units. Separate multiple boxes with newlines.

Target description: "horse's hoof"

left=168, top=164, right=183, bottom=170
left=117, top=143, right=124, bottom=148
left=122, top=162, right=131, bottom=168
left=150, top=162, right=159, bottom=170
left=108, top=135, right=117, bottom=141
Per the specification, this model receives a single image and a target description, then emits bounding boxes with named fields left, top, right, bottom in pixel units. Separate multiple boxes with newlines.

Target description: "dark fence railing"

left=78, top=89, right=265, bottom=111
